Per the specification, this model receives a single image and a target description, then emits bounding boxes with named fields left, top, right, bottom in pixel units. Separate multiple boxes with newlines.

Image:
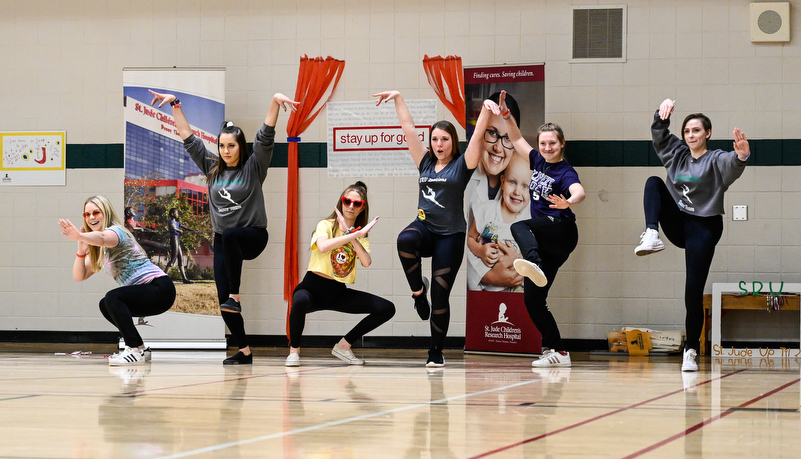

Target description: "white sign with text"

left=326, top=100, right=437, bottom=177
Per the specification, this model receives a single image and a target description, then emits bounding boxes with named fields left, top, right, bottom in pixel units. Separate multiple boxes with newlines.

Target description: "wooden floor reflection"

left=1, top=345, right=799, bottom=458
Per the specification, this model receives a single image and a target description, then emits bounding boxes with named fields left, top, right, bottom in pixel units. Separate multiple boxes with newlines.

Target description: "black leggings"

left=289, top=271, right=396, bottom=348
left=511, top=217, right=579, bottom=351
left=643, top=176, right=723, bottom=351
left=99, top=276, right=176, bottom=348
left=396, top=219, right=465, bottom=351
left=213, top=227, right=268, bottom=349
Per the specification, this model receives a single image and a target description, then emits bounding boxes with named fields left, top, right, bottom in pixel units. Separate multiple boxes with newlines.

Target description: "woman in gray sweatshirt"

left=149, top=90, right=298, bottom=365
left=635, top=98, right=750, bottom=373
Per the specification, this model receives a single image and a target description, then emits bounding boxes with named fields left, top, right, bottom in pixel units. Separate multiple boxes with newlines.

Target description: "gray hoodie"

left=651, top=111, right=747, bottom=217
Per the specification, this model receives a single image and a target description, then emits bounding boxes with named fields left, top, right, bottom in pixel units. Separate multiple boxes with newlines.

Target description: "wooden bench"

left=701, top=293, right=800, bottom=355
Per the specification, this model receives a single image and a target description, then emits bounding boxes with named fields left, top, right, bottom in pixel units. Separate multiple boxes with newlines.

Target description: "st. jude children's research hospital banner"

left=463, top=64, right=545, bottom=355
left=325, top=64, right=546, bottom=355
left=121, top=68, right=226, bottom=349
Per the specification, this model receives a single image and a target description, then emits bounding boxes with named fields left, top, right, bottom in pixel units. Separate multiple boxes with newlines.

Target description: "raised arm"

left=651, top=98, right=684, bottom=164
left=374, top=91, right=427, bottom=168
left=265, top=93, right=299, bottom=128
left=484, top=91, right=532, bottom=160
left=658, top=98, right=675, bottom=120
left=59, top=219, right=120, bottom=249
left=149, top=90, right=193, bottom=140
left=463, top=100, right=497, bottom=170
left=733, top=128, right=750, bottom=161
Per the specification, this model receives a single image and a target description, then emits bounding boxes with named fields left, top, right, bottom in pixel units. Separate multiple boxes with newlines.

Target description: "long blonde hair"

left=83, top=196, right=133, bottom=273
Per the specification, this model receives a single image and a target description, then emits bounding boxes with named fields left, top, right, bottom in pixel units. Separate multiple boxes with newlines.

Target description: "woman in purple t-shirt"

left=484, top=91, right=586, bottom=368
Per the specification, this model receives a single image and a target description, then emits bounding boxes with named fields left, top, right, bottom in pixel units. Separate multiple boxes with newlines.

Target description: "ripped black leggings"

left=397, top=219, right=464, bottom=351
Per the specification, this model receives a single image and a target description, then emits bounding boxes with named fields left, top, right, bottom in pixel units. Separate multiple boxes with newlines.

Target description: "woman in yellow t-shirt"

left=285, top=182, right=395, bottom=367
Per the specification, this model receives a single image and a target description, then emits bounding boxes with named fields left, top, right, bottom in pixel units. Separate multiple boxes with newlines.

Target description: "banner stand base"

left=463, top=349, right=539, bottom=358
left=118, top=311, right=226, bottom=350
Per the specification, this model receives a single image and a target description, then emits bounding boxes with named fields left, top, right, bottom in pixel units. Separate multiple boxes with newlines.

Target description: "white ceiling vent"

left=750, top=2, right=790, bottom=42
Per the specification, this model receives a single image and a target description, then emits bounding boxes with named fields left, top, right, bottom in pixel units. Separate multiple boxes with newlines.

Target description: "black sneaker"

left=220, top=298, right=241, bottom=313
left=413, top=277, right=431, bottom=321
left=223, top=351, right=252, bottom=365
left=425, top=349, right=445, bottom=368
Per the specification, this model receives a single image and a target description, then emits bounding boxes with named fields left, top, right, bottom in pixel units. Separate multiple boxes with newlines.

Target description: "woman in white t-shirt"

left=285, top=182, right=394, bottom=367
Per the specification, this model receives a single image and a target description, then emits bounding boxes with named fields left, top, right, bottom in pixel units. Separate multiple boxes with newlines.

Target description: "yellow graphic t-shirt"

left=307, top=219, right=370, bottom=284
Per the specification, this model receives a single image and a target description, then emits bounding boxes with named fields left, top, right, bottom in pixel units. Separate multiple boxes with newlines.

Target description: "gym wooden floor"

left=1, top=345, right=799, bottom=458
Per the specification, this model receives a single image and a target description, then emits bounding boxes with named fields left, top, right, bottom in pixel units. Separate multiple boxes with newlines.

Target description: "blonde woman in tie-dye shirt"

left=58, top=195, right=175, bottom=366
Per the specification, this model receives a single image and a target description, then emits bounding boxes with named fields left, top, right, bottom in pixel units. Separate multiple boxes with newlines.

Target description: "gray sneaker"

left=285, top=353, right=300, bottom=367
left=332, top=343, right=365, bottom=365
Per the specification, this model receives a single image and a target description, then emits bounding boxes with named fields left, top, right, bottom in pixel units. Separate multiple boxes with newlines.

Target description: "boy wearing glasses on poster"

left=466, top=153, right=531, bottom=292
left=58, top=196, right=176, bottom=366
left=285, top=182, right=394, bottom=367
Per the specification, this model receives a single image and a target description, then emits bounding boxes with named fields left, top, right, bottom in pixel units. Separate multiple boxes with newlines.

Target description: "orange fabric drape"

left=422, top=55, right=466, bottom=129
left=284, top=55, right=346, bottom=336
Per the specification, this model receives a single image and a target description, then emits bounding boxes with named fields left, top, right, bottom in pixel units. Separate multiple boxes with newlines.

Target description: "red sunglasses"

left=83, top=210, right=103, bottom=219
left=341, top=196, right=365, bottom=208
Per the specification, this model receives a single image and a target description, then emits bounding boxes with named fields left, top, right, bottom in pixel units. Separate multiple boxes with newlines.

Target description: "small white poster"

left=0, top=131, right=66, bottom=186
left=326, top=99, right=437, bottom=177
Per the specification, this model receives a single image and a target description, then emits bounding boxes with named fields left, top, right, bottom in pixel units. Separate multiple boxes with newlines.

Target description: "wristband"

left=76, top=253, right=87, bottom=258
left=170, top=99, right=181, bottom=107
left=501, top=108, right=510, bottom=118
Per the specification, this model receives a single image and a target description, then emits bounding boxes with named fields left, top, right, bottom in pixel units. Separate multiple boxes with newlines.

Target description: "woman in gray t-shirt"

left=374, top=90, right=480, bottom=368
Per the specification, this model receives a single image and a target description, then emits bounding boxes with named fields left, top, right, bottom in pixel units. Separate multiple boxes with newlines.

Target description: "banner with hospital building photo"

left=463, top=64, right=545, bottom=355
left=121, top=68, right=226, bottom=349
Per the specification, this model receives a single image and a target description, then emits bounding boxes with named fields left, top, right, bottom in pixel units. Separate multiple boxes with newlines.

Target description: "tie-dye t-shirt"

left=103, top=226, right=167, bottom=286
left=306, top=219, right=370, bottom=285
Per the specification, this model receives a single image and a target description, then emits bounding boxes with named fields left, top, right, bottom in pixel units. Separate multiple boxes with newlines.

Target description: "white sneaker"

left=332, top=343, right=365, bottom=365
left=142, top=347, right=151, bottom=362
left=532, top=349, right=571, bottom=367
left=285, top=353, right=300, bottom=367
left=513, top=259, right=548, bottom=287
left=681, top=348, right=698, bottom=372
left=635, top=228, right=665, bottom=256
left=109, top=347, right=145, bottom=366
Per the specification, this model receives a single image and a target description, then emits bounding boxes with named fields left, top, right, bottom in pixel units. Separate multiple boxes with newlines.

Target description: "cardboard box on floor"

left=626, top=329, right=652, bottom=355
left=607, top=331, right=628, bottom=353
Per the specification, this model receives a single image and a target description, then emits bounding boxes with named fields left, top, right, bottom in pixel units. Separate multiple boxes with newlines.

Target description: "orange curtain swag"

left=422, top=55, right=466, bottom=129
left=284, top=55, right=346, bottom=337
